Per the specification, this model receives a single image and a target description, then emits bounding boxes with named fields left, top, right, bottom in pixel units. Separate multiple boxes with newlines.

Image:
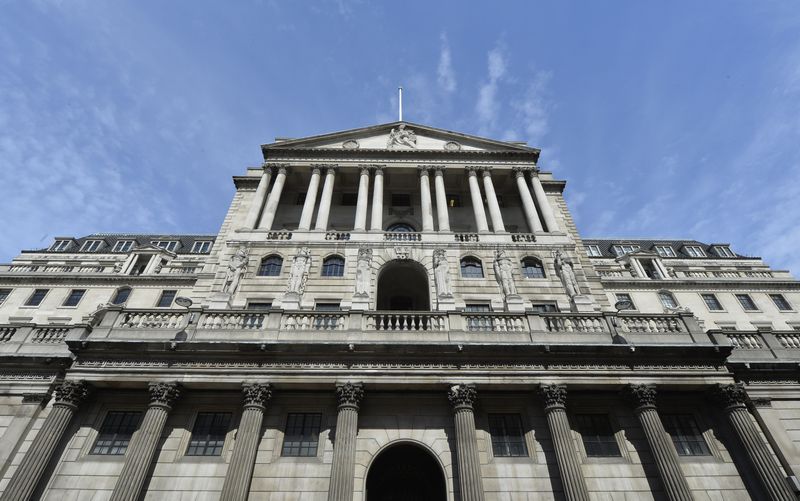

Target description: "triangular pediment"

left=262, top=121, right=539, bottom=154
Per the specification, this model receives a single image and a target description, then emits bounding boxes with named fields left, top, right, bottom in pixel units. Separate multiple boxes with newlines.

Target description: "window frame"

left=614, top=293, right=637, bottom=310
left=24, top=289, right=49, bottom=307
left=769, top=293, right=793, bottom=312
left=80, top=240, right=104, bottom=252
left=521, top=257, right=546, bottom=279
left=573, top=413, right=623, bottom=458
left=487, top=413, right=529, bottom=458
left=90, top=410, right=142, bottom=456
left=0, top=288, right=12, bottom=306
left=110, top=287, right=132, bottom=305
left=735, top=293, right=759, bottom=311
left=460, top=256, right=485, bottom=279
left=156, top=290, right=177, bottom=308
left=611, top=244, right=639, bottom=257
left=280, top=412, right=323, bottom=458
left=152, top=240, right=179, bottom=252
left=585, top=245, right=602, bottom=257
left=712, top=245, right=735, bottom=258
left=661, top=413, right=712, bottom=457
left=321, top=255, right=345, bottom=277
left=112, top=240, right=135, bottom=253
left=700, top=293, right=724, bottom=312
left=257, top=255, right=283, bottom=277
left=50, top=239, right=72, bottom=252
left=190, top=241, right=212, bottom=254
left=62, top=289, right=86, bottom=307
left=683, top=245, right=706, bottom=258
left=185, top=411, right=233, bottom=457
left=658, top=290, right=679, bottom=309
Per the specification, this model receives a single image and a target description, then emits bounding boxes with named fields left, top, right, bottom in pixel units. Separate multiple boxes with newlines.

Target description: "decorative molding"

left=148, top=381, right=181, bottom=408
left=342, top=139, right=359, bottom=150
left=539, top=383, right=567, bottom=409
left=448, top=383, right=477, bottom=410
left=335, top=382, right=364, bottom=409
left=711, top=382, right=748, bottom=409
left=750, top=397, right=772, bottom=408
left=22, top=393, right=50, bottom=404
left=53, top=380, right=91, bottom=407
left=242, top=383, right=272, bottom=408
left=444, top=141, right=461, bottom=151
left=624, top=384, right=658, bottom=409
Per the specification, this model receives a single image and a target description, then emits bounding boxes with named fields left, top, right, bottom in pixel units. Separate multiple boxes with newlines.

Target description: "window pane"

left=522, top=259, right=545, bottom=278
left=615, top=293, right=635, bottom=310
left=736, top=294, right=757, bottom=311
left=91, top=411, right=141, bottom=455
left=770, top=294, right=792, bottom=311
left=187, top=412, right=231, bottom=456
left=258, top=256, right=283, bottom=276
left=63, top=289, right=86, bottom=307
left=0, top=289, right=12, bottom=305
left=321, top=257, right=345, bottom=277
left=460, top=258, right=484, bottom=278
left=25, top=289, right=49, bottom=306
left=662, top=414, right=710, bottom=456
left=157, top=290, right=177, bottom=307
left=575, top=414, right=621, bottom=457
left=701, top=294, right=723, bottom=311
left=111, top=288, right=131, bottom=305
left=281, top=413, right=322, bottom=457
left=658, top=292, right=677, bottom=309
left=488, top=414, right=528, bottom=457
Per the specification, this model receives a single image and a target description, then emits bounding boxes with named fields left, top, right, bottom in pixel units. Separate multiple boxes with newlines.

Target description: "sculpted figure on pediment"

left=386, top=124, right=417, bottom=149
left=222, top=245, right=249, bottom=294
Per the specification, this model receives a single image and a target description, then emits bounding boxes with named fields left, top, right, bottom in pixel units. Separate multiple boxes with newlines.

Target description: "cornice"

left=597, top=278, right=800, bottom=290
left=0, top=274, right=199, bottom=286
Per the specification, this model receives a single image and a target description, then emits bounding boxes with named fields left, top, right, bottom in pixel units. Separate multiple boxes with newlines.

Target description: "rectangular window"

left=488, top=414, right=528, bottom=457
left=152, top=240, right=178, bottom=252
left=112, top=240, right=135, bottom=253
left=315, top=302, right=341, bottom=311
left=612, top=245, right=639, bottom=257
left=340, top=193, right=358, bottom=206
left=736, top=294, right=758, bottom=311
left=658, top=291, right=678, bottom=309
left=191, top=241, right=212, bottom=253
left=574, top=414, right=621, bottom=457
left=770, top=294, right=792, bottom=311
left=585, top=245, right=602, bottom=257
left=683, top=245, right=706, bottom=257
left=614, top=293, right=636, bottom=310
left=25, top=289, right=49, bottom=307
left=50, top=239, right=72, bottom=252
left=662, top=414, right=710, bottom=456
left=713, top=246, right=736, bottom=258
left=720, top=325, right=738, bottom=331
left=391, top=193, right=411, bottom=207
left=281, top=413, right=322, bottom=457
left=465, top=303, right=493, bottom=330
left=63, top=289, right=86, bottom=307
left=701, top=293, right=723, bottom=311
left=654, top=245, right=676, bottom=257
left=157, top=290, right=177, bottom=308
left=91, top=411, right=141, bottom=455
left=246, top=302, right=272, bottom=310
left=530, top=303, right=559, bottom=313
left=186, top=412, right=232, bottom=456
left=446, top=194, right=462, bottom=207
left=0, top=289, right=11, bottom=305
left=80, top=240, right=103, bottom=252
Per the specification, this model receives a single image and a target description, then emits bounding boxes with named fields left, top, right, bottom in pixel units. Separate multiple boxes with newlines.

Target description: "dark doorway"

left=376, top=260, right=430, bottom=311
left=366, top=443, right=446, bottom=501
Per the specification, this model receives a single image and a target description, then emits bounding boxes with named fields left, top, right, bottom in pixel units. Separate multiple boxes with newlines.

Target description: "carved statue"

left=286, top=247, right=312, bottom=294
left=354, top=247, right=372, bottom=297
left=553, top=250, right=580, bottom=298
left=433, top=248, right=453, bottom=298
left=222, top=246, right=249, bottom=294
left=493, top=249, right=518, bottom=297
left=113, top=261, right=123, bottom=273
left=386, top=124, right=417, bottom=149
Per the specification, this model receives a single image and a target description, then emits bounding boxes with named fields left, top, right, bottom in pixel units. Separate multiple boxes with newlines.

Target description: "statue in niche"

left=386, top=124, right=417, bottom=149
left=354, top=247, right=372, bottom=297
left=553, top=249, right=580, bottom=298
left=493, top=249, right=518, bottom=297
left=433, top=248, right=453, bottom=298
left=286, top=247, right=312, bottom=295
left=222, top=246, right=249, bottom=294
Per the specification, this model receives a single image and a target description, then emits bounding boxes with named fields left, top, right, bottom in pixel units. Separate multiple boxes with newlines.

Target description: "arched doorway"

left=366, top=443, right=446, bottom=501
left=376, top=260, right=430, bottom=311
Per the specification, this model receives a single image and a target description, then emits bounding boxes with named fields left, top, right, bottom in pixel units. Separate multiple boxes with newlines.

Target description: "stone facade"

left=0, top=121, right=799, bottom=500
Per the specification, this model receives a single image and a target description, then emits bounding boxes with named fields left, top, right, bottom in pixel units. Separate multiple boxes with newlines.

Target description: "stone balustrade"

left=707, top=329, right=800, bottom=363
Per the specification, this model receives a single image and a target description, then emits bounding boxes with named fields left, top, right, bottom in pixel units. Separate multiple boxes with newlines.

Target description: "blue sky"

left=1, top=1, right=800, bottom=273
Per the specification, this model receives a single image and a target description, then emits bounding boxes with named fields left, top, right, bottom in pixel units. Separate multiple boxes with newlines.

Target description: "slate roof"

left=582, top=239, right=751, bottom=259
left=27, top=234, right=217, bottom=255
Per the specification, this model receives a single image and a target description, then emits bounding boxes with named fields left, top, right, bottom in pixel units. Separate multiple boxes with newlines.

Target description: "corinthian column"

left=448, top=384, right=485, bottom=501
left=624, top=385, right=693, bottom=501
left=418, top=166, right=435, bottom=231
left=370, top=167, right=384, bottom=231
left=514, top=167, right=543, bottom=232
left=315, top=166, right=337, bottom=231
left=109, top=382, right=182, bottom=501
left=353, top=167, right=370, bottom=231
left=0, top=381, right=90, bottom=501
left=466, top=168, right=489, bottom=233
left=298, top=166, right=322, bottom=230
left=433, top=167, right=451, bottom=232
left=258, top=165, right=288, bottom=230
left=327, top=383, right=364, bottom=501
left=243, top=166, right=272, bottom=229
left=711, top=383, right=795, bottom=500
left=530, top=172, right=560, bottom=232
left=539, top=384, right=590, bottom=501
left=481, top=168, right=505, bottom=232
left=220, top=384, right=273, bottom=501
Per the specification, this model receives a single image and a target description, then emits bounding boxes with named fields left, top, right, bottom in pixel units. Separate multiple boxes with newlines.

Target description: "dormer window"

left=50, top=239, right=72, bottom=252
left=612, top=245, right=639, bottom=257
left=112, top=240, right=135, bottom=253
left=654, top=245, right=676, bottom=257
left=191, top=241, right=212, bottom=254
left=152, top=240, right=179, bottom=252
left=712, top=245, right=735, bottom=258
left=683, top=245, right=706, bottom=258
left=80, top=240, right=104, bottom=252
left=585, top=245, right=602, bottom=257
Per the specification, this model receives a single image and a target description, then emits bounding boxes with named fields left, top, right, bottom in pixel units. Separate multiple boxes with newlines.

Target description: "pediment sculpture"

left=387, top=124, right=417, bottom=149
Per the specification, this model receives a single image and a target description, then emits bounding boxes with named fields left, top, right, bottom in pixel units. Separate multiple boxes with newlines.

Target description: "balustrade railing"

left=118, top=311, right=186, bottom=329
left=265, top=231, right=292, bottom=240
left=31, top=327, right=69, bottom=343
left=616, top=315, right=685, bottom=333
left=543, top=314, right=607, bottom=333
left=464, top=313, right=527, bottom=332
left=198, top=312, right=264, bottom=330
left=511, top=233, right=536, bottom=242
left=0, top=327, right=16, bottom=342
left=325, top=232, right=351, bottom=241
left=454, top=233, right=479, bottom=242
left=367, top=312, right=446, bottom=331
left=384, top=232, right=422, bottom=242
left=282, top=312, right=347, bottom=331
left=776, top=332, right=800, bottom=349
left=727, top=332, right=764, bottom=350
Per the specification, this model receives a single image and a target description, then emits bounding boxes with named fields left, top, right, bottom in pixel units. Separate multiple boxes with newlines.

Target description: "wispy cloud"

left=512, top=70, right=552, bottom=144
left=476, top=46, right=507, bottom=131
left=437, top=33, right=456, bottom=94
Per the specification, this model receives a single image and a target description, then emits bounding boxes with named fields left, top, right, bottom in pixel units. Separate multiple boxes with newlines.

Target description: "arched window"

left=521, top=257, right=546, bottom=278
left=321, top=255, right=345, bottom=277
left=658, top=290, right=678, bottom=309
left=110, top=287, right=132, bottom=305
left=386, top=222, right=416, bottom=232
left=257, top=255, right=283, bottom=276
left=460, top=257, right=484, bottom=278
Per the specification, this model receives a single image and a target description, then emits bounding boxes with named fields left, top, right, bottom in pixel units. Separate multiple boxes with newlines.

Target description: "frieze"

left=0, top=372, right=54, bottom=381
left=22, top=393, right=51, bottom=404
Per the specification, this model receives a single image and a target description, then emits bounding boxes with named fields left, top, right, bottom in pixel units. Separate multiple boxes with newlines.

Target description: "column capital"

left=148, top=382, right=181, bottom=409
left=357, top=165, right=371, bottom=175
left=624, top=384, right=658, bottom=410
left=53, top=380, right=91, bottom=408
left=242, top=383, right=272, bottom=409
left=710, top=382, right=748, bottom=410
left=417, top=164, right=434, bottom=175
left=308, top=164, right=324, bottom=175
left=480, top=167, right=494, bottom=177
left=448, top=383, right=477, bottom=411
left=465, top=166, right=481, bottom=175
left=512, top=166, right=533, bottom=177
left=265, top=162, right=289, bottom=174
left=335, top=382, right=364, bottom=410
left=539, top=383, right=567, bottom=410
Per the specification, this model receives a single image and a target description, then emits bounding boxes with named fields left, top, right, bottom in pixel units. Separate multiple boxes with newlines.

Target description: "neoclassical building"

left=0, top=122, right=799, bottom=501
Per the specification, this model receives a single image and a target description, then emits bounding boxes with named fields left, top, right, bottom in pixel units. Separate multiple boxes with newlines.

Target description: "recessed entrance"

left=376, top=260, right=430, bottom=311
left=366, top=443, right=446, bottom=501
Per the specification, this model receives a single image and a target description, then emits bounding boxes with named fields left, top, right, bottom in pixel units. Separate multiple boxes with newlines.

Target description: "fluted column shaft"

left=244, top=168, right=272, bottom=229
left=0, top=393, right=49, bottom=475
left=481, top=169, right=505, bottom=232
left=713, top=384, right=795, bottom=500
left=327, top=383, right=364, bottom=501
left=625, top=385, right=693, bottom=501
left=466, top=169, right=489, bottom=233
left=369, top=167, right=384, bottom=231
left=448, top=384, right=485, bottom=501
left=353, top=167, right=370, bottom=231
left=298, top=167, right=322, bottom=230
left=1, top=381, right=90, bottom=501
left=530, top=173, right=559, bottom=232
left=514, top=168, right=543, bottom=232
left=258, top=165, right=287, bottom=230
left=419, top=167, right=435, bottom=231
left=109, top=383, right=181, bottom=501
left=315, top=167, right=337, bottom=231
left=220, top=384, right=272, bottom=501
left=433, top=168, right=451, bottom=232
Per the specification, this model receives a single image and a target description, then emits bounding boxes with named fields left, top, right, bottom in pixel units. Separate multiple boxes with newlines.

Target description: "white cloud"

left=476, top=46, right=507, bottom=128
left=512, top=70, right=552, bottom=144
left=437, top=33, right=456, bottom=94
